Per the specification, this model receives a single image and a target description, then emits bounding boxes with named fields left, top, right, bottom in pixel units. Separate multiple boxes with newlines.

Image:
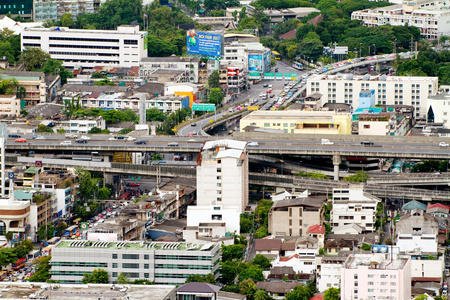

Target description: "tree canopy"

left=82, top=268, right=109, bottom=283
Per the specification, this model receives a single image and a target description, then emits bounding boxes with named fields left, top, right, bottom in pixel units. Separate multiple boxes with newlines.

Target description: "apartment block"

left=51, top=240, right=221, bottom=284
left=140, top=57, right=201, bottom=83
left=331, top=187, right=380, bottom=233
left=316, top=256, right=345, bottom=292
left=21, top=25, right=148, bottom=69
left=268, top=196, right=325, bottom=237
left=0, top=71, right=46, bottom=106
left=351, top=0, right=450, bottom=40
left=307, top=73, right=438, bottom=119
left=0, top=95, right=21, bottom=117
left=341, top=253, right=411, bottom=300
left=34, top=0, right=102, bottom=21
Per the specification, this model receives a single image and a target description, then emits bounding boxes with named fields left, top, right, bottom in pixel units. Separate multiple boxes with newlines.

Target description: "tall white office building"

left=21, top=25, right=148, bottom=69
left=307, top=73, right=438, bottom=119
left=184, top=140, right=248, bottom=243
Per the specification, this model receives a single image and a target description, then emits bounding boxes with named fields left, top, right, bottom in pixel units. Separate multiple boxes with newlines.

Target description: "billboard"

left=248, top=54, right=263, bottom=72
left=333, top=46, right=348, bottom=55
left=186, top=30, right=222, bottom=57
left=263, top=51, right=271, bottom=73
left=227, top=67, right=240, bottom=76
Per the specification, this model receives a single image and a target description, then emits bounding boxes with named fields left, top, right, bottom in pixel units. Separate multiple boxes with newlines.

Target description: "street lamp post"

left=359, top=43, right=362, bottom=58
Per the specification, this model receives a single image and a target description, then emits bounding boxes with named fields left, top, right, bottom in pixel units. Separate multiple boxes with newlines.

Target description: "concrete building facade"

left=21, top=25, right=148, bottom=69
left=51, top=240, right=220, bottom=284
left=0, top=95, right=21, bottom=116
left=341, top=253, right=412, bottom=300
left=0, top=71, right=46, bottom=106
left=307, top=73, right=438, bottom=119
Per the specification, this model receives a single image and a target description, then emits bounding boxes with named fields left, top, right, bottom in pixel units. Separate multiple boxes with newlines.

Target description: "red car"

left=128, top=182, right=140, bottom=187
left=15, top=138, right=27, bottom=143
left=266, top=90, right=272, bottom=94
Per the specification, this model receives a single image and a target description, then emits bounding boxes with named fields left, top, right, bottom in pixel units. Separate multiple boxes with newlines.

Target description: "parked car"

left=8, top=134, right=20, bottom=138
left=134, top=140, right=147, bottom=145
left=60, top=141, right=72, bottom=145
left=15, top=138, right=27, bottom=143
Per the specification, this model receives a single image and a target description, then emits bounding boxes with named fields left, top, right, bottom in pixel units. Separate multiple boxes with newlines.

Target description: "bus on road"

left=271, top=51, right=281, bottom=60
left=12, top=258, right=26, bottom=270
left=292, top=61, right=304, bottom=70
left=63, top=225, right=78, bottom=237
left=46, top=237, right=61, bottom=246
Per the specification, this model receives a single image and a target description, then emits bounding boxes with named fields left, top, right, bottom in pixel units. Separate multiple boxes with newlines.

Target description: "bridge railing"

left=110, top=163, right=196, bottom=177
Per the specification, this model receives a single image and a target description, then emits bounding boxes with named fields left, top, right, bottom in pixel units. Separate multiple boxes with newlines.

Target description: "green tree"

left=117, top=272, right=130, bottom=284
left=222, top=244, right=245, bottom=262
left=119, top=128, right=133, bottom=134
left=255, top=199, right=273, bottom=226
left=29, top=256, right=51, bottom=282
left=284, top=285, right=314, bottom=300
left=323, top=287, right=340, bottom=300
left=208, top=87, right=223, bottom=105
left=361, top=243, right=372, bottom=251
left=208, top=70, right=220, bottom=89
left=75, top=168, right=98, bottom=201
left=220, top=260, right=239, bottom=285
left=42, top=59, right=73, bottom=84
left=94, top=79, right=115, bottom=86
left=240, top=213, right=253, bottom=233
left=254, top=289, right=273, bottom=300
left=97, top=187, right=111, bottom=200
left=12, top=239, right=33, bottom=258
left=185, top=273, right=216, bottom=284
left=0, top=247, right=17, bottom=269
left=20, top=109, right=28, bottom=116
left=37, top=223, right=55, bottom=241
left=88, top=127, right=102, bottom=134
left=254, top=225, right=269, bottom=239
left=60, top=13, right=74, bottom=27
left=37, top=124, right=54, bottom=133
left=342, top=170, right=370, bottom=182
left=146, top=108, right=166, bottom=122
left=20, top=48, right=51, bottom=71
left=55, top=222, right=67, bottom=236
left=152, top=153, right=163, bottom=161
left=82, top=268, right=109, bottom=283
left=91, top=72, right=107, bottom=79
left=252, top=254, right=271, bottom=270
left=239, top=279, right=256, bottom=299
left=238, top=264, right=264, bottom=282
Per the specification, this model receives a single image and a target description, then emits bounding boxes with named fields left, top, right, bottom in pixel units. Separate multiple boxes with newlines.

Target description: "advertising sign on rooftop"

left=186, top=30, right=223, bottom=57
left=333, top=46, right=348, bottom=55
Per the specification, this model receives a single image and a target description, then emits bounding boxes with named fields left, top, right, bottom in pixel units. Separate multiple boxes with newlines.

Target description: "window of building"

left=112, top=254, right=118, bottom=259
left=123, top=254, right=139, bottom=260
left=264, top=123, right=270, bottom=127
left=122, top=263, right=139, bottom=269
left=390, top=289, right=396, bottom=293
left=144, top=273, right=149, bottom=278
left=354, top=274, right=358, bottom=279
left=289, top=219, right=292, bottom=226
left=144, top=255, right=149, bottom=260
left=144, top=264, right=149, bottom=269
left=368, top=282, right=374, bottom=285
left=112, top=272, right=117, bottom=277
left=368, top=289, right=374, bottom=293
left=113, top=263, right=117, bottom=268
left=364, top=125, right=370, bottom=129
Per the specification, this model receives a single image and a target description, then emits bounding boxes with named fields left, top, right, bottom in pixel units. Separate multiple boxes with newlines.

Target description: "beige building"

left=0, top=196, right=30, bottom=239
left=268, top=196, right=325, bottom=237
left=0, top=71, right=46, bottom=106
left=0, top=95, right=21, bottom=116
left=240, top=110, right=352, bottom=134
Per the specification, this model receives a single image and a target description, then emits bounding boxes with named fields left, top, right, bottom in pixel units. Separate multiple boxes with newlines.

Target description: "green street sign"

left=263, top=73, right=275, bottom=79
left=276, top=73, right=283, bottom=80
left=285, top=73, right=298, bottom=79
left=249, top=72, right=261, bottom=79
left=192, top=103, right=216, bottom=112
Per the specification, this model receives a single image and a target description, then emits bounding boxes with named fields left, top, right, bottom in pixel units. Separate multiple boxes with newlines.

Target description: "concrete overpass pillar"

left=103, top=156, right=110, bottom=163
left=104, top=173, right=114, bottom=185
left=333, top=154, right=341, bottom=181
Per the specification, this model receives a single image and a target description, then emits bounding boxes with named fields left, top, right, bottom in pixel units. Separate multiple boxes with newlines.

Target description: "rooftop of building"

left=255, top=238, right=282, bottom=251
left=402, top=199, right=427, bottom=211
left=324, top=238, right=356, bottom=249
left=177, top=282, right=220, bottom=293
left=344, top=253, right=409, bottom=270
left=24, top=25, right=145, bottom=34
left=242, top=110, right=349, bottom=121
left=0, top=70, right=44, bottom=78
left=308, top=225, right=325, bottom=234
left=357, top=0, right=450, bottom=14
left=61, top=84, right=130, bottom=93
left=141, top=56, right=201, bottom=63
left=150, top=69, right=185, bottom=75
left=428, top=92, right=450, bottom=100
left=309, top=73, right=438, bottom=82
left=427, top=203, right=450, bottom=211
left=55, top=240, right=218, bottom=251
left=0, top=282, right=175, bottom=300
left=271, top=196, right=326, bottom=210
left=255, top=281, right=301, bottom=294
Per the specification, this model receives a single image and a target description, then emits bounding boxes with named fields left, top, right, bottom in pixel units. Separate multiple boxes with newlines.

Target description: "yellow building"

left=240, top=110, right=352, bottom=134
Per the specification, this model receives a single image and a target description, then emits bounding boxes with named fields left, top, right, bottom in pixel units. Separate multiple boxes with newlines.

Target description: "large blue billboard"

left=186, top=30, right=222, bottom=57
left=248, top=54, right=263, bottom=72
left=263, top=51, right=271, bottom=73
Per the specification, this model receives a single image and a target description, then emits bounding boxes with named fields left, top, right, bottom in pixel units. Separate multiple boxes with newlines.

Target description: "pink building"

left=341, top=253, right=411, bottom=300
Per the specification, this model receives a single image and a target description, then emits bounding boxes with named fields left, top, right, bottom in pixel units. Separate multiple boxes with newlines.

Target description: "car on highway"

left=127, top=182, right=140, bottom=187
left=75, top=139, right=88, bottom=143
left=127, top=136, right=136, bottom=141
left=247, top=141, right=259, bottom=147
left=8, top=134, right=20, bottom=138
left=81, top=136, right=90, bottom=140
left=439, top=142, right=449, bottom=147
left=60, top=141, right=72, bottom=146
left=134, top=140, right=147, bottom=145
left=263, top=84, right=268, bottom=87
left=361, top=141, right=374, bottom=146
left=35, top=135, right=46, bottom=140
left=117, top=135, right=127, bottom=140
left=168, top=142, right=179, bottom=147
left=14, top=138, right=26, bottom=143
left=191, top=123, right=197, bottom=127
left=108, top=137, right=116, bottom=140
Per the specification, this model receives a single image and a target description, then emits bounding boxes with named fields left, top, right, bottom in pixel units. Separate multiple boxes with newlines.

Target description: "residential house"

left=267, top=266, right=297, bottom=282
left=0, top=71, right=46, bottom=106
left=255, top=239, right=282, bottom=259
left=402, top=200, right=427, bottom=212
left=255, top=282, right=299, bottom=300
left=272, top=236, right=319, bottom=274
left=176, top=282, right=246, bottom=300
left=396, top=209, right=439, bottom=253
left=427, top=203, right=450, bottom=219
left=307, top=225, right=325, bottom=248
left=330, top=187, right=380, bottom=233
left=324, top=238, right=355, bottom=256
left=268, top=196, right=325, bottom=237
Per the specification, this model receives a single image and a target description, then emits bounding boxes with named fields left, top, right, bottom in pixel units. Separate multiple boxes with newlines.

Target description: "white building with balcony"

left=21, top=25, right=147, bottom=69
left=316, top=256, right=345, bottom=292
left=330, top=186, right=380, bottom=233
left=0, top=95, right=21, bottom=117
left=351, top=0, right=450, bottom=41
left=307, top=73, right=438, bottom=119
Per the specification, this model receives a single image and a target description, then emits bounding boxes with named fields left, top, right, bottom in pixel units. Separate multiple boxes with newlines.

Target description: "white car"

left=108, top=137, right=116, bottom=140
left=127, top=136, right=136, bottom=141
left=247, top=141, right=259, bottom=147
left=35, top=135, right=46, bottom=140
left=60, top=141, right=72, bottom=145
left=81, top=135, right=90, bottom=140
left=439, top=142, right=449, bottom=147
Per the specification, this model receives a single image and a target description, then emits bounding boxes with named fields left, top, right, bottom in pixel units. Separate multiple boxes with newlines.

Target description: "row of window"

left=155, top=264, right=213, bottom=270
left=52, top=262, right=107, bottom=267
left=23, top=36, right=41, bottom=40
left=49, top=36, right=120, bottom=43
left=50, top=44, right=119, bottom=50
left=154, top=255, right=213, bottom=261
left=49, top=51, right=119, bottom=57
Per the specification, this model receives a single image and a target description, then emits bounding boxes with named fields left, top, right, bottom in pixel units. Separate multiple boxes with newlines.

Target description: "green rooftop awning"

left=14, top=189, right=34, bottom=201
left=199, top=9, right=205, bottom=13
left=25, top=167, right=41, bottom=174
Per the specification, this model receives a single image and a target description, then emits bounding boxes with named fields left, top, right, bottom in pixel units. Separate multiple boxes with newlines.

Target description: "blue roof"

left=402, top=200, right=427, bottom=211
left=353, top=107, right=384, bottom=114
left=14, top=189, right=34, bottom=201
